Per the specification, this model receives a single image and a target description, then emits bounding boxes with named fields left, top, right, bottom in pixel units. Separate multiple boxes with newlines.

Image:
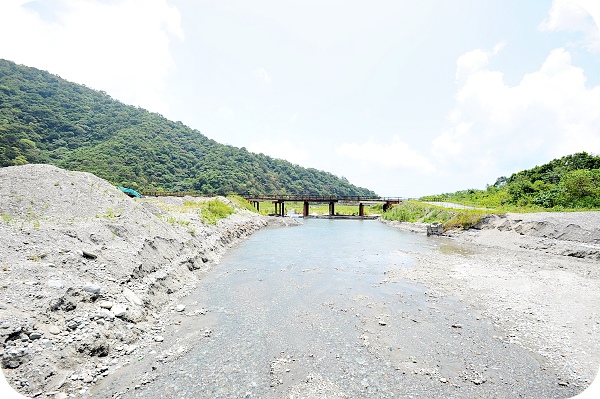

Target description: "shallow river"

left=97, top=219, right=576, bottom=398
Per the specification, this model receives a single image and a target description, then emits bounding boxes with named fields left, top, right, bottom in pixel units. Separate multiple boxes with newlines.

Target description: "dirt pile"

left=0, top=164, right=294, bottom=398
left=464, top=212, right=600, bottom=260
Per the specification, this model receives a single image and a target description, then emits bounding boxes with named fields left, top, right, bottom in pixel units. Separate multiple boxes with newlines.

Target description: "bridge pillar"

left=253, top=201, right=260, bottom=212
left=359, top=203, right=364, bottom=217
left=280, top=201, right=285, bottom=216
left=329, top=201, right=335, bottom=216
left=303, top=201, right=309, bottom=217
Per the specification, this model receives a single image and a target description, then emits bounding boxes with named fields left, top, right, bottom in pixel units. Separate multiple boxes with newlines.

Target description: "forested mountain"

left=422, top=152, right=600, bottom=209
left=0, top=59, right=376, bottom=196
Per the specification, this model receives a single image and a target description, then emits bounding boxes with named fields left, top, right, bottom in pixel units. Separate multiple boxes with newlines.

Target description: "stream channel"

left=95, top=219, right=575, bottom=398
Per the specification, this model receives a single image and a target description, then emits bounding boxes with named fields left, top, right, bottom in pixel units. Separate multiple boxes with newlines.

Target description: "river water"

left=101, top=219, right=575, bottom=398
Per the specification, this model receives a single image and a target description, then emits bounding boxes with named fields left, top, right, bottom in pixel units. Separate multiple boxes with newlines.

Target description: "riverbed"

left=92, top=219, right=578, bottom=398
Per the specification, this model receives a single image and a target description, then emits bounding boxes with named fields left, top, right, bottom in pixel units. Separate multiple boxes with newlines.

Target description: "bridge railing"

left=139, top=191, right=405, bottom=204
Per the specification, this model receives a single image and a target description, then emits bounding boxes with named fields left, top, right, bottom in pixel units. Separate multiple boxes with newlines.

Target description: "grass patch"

left=200, top=199, right=234, bottom=225
left=227, top=195, right=258, bottom=213
left=382, top=201, right=455, bottom=224
left=383, top=200, right=491, bottom=231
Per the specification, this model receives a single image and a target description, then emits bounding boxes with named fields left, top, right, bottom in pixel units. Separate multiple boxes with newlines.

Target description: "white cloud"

left=455, top=42, right=505, bottom=84
left=252, top=67, right=271, bottom=85
left=540, top=0, right=600, bottom=52
left=248, top=139, right=309, bottom=165
left=336, top=136, right=435, bottom=172
left=433, top=46, right=600, bottom=180
left=0, top=0, right=183, bottom=115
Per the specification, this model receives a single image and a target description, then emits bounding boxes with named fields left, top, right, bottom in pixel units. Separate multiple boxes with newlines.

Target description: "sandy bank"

left=384, top=212, right=600, bottom=391
left=0, top=164, right=298, bottom=398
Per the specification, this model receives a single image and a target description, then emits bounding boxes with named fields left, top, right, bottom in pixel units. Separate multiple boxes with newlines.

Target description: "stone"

left=99, top=301, right=114, bottom=309
left=154, top=335, right=164, bottom=342
left=83, top=282, right=101, bottom=295
left=47, top=279, right=63, bottom=289
left=378, top=320, right=387, bottom=326
left=123, top=287, right=143, bottom=306
left=28, top=332, right=42, bottom=340
left=2, top=348, right=28, bottom=368
left=77, top=338, right=110, bottom=357
left=112, top=303, right=127, bottom=317
left=440, top=378, right=448, bottom=383
left=96, top=309, right=115, bottom=321
left=66, top=320, right=80, bottom=331
left=451, top=324, right=463, bottom=329
left=82, top=250, right=98, bottom=259
left=175, top=304, right=186, bottom=312
left=82, top=374, right=93, bottom=383
left=48, top=325, right=61, bottom=335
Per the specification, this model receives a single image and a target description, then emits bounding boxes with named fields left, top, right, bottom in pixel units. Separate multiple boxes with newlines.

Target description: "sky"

left=1, top=0, right=600, bottom=197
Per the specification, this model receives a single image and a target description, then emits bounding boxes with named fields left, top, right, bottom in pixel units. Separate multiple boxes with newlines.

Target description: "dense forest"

left=0, top=59, right=376, bottom=197
left=422, top=152, right=600, bottom=209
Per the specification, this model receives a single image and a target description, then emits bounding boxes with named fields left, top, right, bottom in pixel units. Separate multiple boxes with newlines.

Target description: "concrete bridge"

left=242, top=195, right=403, bottom=217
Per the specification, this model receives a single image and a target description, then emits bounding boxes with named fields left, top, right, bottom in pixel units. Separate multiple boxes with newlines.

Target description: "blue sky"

left=1, top=0, right=600, bottom=196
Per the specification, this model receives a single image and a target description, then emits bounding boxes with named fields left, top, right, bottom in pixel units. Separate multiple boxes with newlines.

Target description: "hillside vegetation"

left=0, top=59, right=376, bottom=197
left=421, top=152, right=600, bottom=210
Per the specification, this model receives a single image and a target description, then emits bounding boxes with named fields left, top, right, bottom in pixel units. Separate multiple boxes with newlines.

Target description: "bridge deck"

left=243, top=195, right=403, bottom=203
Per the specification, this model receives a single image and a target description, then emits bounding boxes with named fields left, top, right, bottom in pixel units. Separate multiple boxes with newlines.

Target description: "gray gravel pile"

left=0, top=164, right=292, bottom=398
left=467, top=212, right=600, bottom=260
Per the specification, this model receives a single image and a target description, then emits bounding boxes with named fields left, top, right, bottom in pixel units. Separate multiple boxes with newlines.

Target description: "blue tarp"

left=118, top=186, right=142, bottom=198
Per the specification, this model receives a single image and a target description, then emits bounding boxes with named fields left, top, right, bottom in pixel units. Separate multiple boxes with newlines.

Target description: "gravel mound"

left=465, top=212, right=600, bottom=260
left=0, top=164, right=294, bottom=398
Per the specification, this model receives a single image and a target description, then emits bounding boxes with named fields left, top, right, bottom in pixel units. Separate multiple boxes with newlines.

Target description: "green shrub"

left=201, top=199, right=234, bottom=225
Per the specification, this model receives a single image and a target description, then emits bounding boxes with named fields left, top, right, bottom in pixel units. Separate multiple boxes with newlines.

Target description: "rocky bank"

left=0, top=164, right=297, bottom=398
left=385, top=211, right=600, bottom=394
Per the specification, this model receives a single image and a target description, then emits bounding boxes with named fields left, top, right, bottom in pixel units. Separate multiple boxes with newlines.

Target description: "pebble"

left=28, top=332, right=42, bottom=340
left=451, top=324, right=463, bottom=329
left=83, top=282, right=101, bottom=295
left=378, top=320, right=387, bottom=326
left=440, top=377, right=448, bottom=383
left=154, top=335, right=164, bottom=342
left=47, top=279, right=64, bottom=289
left=48, top=325, right=61, bottom=335
left=176, top=304, right=186, bottom=312
left=97, top=309, right=115, bottom=321
left=112, top=303, right=127, bottom=317
left=99, top=301, right=114, bottom=309
left=123, top=287, right=143, bottom=306
left=82, top=250, right=98, bottom=259
left=66, top=320, right=79, bottom=330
